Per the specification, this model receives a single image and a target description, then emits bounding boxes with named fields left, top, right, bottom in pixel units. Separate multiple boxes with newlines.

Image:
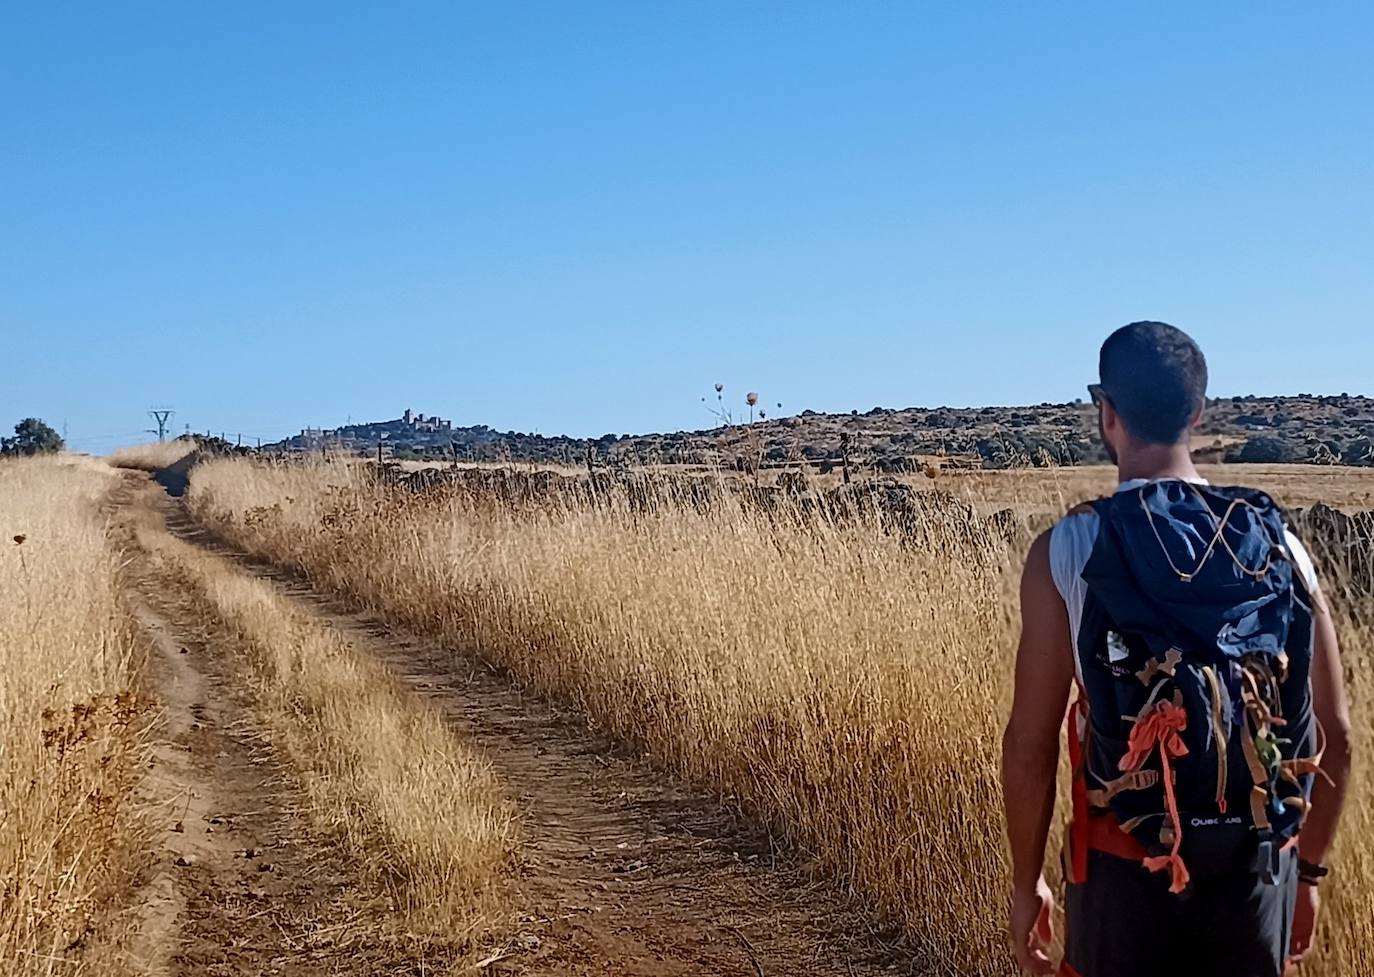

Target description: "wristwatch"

left=1298, top=857, right=1329, bottom=886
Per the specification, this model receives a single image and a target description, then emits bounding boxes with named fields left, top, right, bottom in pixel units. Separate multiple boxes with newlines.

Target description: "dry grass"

left=106, top=440, right=198, bottom=472
left=389, top=458, right=589, bottom=475
left=187, top=457, right=1372, bottom=975
left=800, top=462, right=1374, bottom=514
left=378, top=458, right=1374, bottom=512
left=0, top=456, right=151, bottom=976
left=130, top=516, right=518, bottom=942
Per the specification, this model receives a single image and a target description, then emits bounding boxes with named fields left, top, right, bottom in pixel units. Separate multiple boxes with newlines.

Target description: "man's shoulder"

left=1283, top=528, right=1321, bottom=592
left=1050, top=505, right=1102, bottom=542
left=1047, top=508, right=1101, bottom=599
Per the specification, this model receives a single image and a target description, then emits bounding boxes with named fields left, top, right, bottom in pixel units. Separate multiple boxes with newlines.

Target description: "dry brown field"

left=183, top=457, right=1373, bottom=976
left=931, top=462, right=1374, bottom=513
left=383, top=457, right=1374, bottom=511
left=0, top=456, right=150, bottom=977
left=5, top=452, right=1369, bottom=976
left=3, top=457, right=526, bottom=974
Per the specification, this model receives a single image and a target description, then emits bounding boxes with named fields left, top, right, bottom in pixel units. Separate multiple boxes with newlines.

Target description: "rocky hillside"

left=267, top=394, right=1374, bottom=471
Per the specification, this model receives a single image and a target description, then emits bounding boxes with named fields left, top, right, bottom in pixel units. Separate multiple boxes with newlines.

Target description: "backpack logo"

left=1191, top=816, right=1245, bottom=828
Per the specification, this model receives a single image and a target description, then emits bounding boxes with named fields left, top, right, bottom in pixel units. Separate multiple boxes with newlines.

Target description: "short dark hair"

left=1098, top=321, right=1208, bottom=444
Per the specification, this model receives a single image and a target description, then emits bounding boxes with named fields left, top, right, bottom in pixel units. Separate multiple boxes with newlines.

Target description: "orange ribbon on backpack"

left=1120, top=699, right=1192, bottom=893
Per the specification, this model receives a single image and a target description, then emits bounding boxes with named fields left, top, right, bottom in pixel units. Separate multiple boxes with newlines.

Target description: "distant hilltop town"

left=286, top=409, right=459, bottom=456
left=275, top=408, right=593, bottom=463
left=263, top=394, right=1374, bottom=470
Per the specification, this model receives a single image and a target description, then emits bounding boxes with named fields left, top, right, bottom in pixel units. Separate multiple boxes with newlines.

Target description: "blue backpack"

left=1073, top=481, right=1321, bottom=891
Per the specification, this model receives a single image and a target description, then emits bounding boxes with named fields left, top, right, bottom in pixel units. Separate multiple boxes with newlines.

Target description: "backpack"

left=1070, top=481, right=1323, bottom=893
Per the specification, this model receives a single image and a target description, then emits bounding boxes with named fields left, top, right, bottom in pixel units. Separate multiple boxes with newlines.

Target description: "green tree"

left=2, top=418, right=64, bottom=456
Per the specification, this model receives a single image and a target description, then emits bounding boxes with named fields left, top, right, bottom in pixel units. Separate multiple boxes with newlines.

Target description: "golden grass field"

left=184, top=456, right=1372, bottom=976
left=0, top=456, right=151, bottom=977
left=1, top=456, right=522, bottom=974
left=377, top=456, right=1374, bottom=511
left=930, top=462, right=1374, bottom=513
left=3, top=450, right=1368, bottom=974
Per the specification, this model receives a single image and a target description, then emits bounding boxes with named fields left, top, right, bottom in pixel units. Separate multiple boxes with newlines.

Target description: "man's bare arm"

left=1002, top=531, right=1076, bottom=973
left=1290, top=586, right=1354, bottom=961
left=1299, top=590, right=1353, bottom=867
left=1003, top=531, right=1076, bottom=891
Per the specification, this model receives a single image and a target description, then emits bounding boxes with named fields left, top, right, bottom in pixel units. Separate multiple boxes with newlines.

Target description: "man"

left=1001, top=322, right=1353, bottom=977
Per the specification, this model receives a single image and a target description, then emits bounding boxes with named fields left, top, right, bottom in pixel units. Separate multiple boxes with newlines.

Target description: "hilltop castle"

left=402, top=408, right=452, bottom=433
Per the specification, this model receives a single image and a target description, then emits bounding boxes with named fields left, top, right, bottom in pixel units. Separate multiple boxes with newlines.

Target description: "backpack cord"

left=1138, top=485, right=1284, bottom=583
left=1201, top=665, right=1229, bottom=814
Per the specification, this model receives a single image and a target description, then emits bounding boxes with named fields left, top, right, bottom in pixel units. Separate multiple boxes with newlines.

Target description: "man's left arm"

left=1002, top=531, right=1076, bottom=975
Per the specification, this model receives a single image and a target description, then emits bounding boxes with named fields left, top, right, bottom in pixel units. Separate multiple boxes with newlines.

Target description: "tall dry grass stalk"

left=0, top=456, right=150, bottom=976
left=188, top=458, right=1372, bottom=975
left=132, top=521, right=518, bottom=941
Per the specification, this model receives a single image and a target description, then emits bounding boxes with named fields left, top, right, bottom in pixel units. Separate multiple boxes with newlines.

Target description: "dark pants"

left=1064, top=850, right=1298, bottom=977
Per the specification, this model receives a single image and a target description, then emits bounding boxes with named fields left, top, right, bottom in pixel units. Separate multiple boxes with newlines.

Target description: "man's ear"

left=1188, top=402, right=1204, bottom=430
left=1100, top=399, right=1120, bottom=435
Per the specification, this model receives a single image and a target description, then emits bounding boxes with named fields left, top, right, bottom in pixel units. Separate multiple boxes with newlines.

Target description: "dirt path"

left=117, top=481, right=464, bottom=976
left=126, top=477, right=916, bottom=976
left=263, top=604, right=909, bottom=977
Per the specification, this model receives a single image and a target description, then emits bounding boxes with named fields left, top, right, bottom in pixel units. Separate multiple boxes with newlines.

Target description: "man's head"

left=1090, top=321, right=1207, bottom=463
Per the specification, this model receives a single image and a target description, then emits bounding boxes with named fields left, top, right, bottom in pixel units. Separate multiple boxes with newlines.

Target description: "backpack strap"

left=1065, top=696, right=1159, bottom=886
left=1065, top=698, right=1091, bottom=885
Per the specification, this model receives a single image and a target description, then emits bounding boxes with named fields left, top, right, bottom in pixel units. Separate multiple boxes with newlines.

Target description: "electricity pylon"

left=147, top=408, right=175, bottom=442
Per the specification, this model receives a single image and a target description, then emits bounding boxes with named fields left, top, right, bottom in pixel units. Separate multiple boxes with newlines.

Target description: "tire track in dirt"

left=151, top=482, right=921, bottom=977
left=117, top=478, right=465, bottom=976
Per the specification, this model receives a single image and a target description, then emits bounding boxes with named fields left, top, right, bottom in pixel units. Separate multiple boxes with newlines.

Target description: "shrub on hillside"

left=1, top=418, right=63, bottom=456
left=1228, top=436, right=1310, bottom=464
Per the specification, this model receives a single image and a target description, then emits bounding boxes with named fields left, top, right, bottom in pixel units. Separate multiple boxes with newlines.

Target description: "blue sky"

left=3, top=4, right=1371, bottom=453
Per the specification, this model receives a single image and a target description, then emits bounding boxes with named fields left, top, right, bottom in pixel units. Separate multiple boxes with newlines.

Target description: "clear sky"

left=3, top=4, right=1371, bottom=453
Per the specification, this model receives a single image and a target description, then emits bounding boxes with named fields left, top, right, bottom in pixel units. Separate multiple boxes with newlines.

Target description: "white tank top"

left=1049, top=479, right=1320, bottom=683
